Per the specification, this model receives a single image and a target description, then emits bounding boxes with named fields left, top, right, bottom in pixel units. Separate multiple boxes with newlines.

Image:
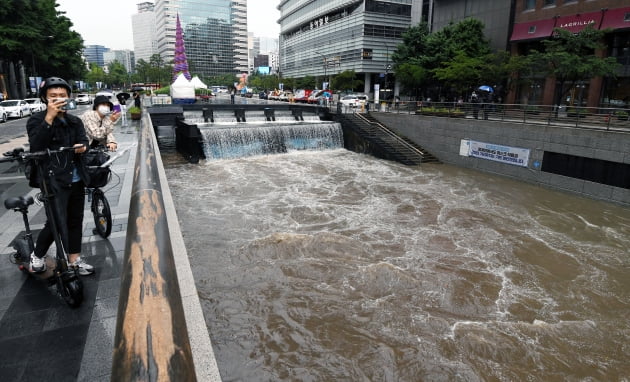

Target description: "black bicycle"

left=84, top=146, right=113, bottom=238
left=84, top=144, right=134, bottom=239
left=1, top=147, right=84, bottom=307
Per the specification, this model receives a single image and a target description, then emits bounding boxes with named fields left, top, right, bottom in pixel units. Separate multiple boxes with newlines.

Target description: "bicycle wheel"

left=91, top=189, right=112, bottom=238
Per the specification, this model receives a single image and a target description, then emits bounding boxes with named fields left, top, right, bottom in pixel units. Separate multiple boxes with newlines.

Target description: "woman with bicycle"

left=25, top=77, right=94, bottom=276
left=80, top=95, right=120, bottom=151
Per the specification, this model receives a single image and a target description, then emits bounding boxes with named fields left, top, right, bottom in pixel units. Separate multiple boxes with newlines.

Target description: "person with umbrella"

left=116, top=92, right=130, bottom=126
left=477, top=85, right=494, bottom=120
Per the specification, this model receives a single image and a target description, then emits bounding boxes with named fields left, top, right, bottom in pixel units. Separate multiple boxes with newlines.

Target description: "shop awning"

left=510, top=19, right=556, bottom=41
left=555, top=11, right=604, bottom=34
left=600, top=7, right=630, bottom=31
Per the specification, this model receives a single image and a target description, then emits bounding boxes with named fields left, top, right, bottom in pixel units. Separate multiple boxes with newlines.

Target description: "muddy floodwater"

left=163, top=149, right=630, bottom=381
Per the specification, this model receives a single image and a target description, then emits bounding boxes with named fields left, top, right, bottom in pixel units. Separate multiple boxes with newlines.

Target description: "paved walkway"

left=0, top=120, right=140, bottom=381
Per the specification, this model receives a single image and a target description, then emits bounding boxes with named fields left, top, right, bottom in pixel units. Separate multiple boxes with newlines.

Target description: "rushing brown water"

left=163, top=149, right=630, bottom=381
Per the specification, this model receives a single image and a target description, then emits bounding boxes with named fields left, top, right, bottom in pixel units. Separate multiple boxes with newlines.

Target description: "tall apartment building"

left=83, top=45, right=109, bottom=67
left=103, top=50, right=136, bottom=73
left=153, top=0, right=248, bottom=78
left=132, top=2, right=158, bottom=63
left=278, top=0, right=431, bottom=96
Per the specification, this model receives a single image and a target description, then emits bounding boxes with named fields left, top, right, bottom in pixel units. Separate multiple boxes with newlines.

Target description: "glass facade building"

left=278, top=0, right=430, bottom=96
left=83, top=45, right=109, bottom=67
left=154, top=0, right=248, bottom=79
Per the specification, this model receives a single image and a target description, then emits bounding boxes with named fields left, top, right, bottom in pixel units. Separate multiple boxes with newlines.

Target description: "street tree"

left=331, top=70, right=363, bottom=93
left=0, top=0, right=85, bottom=97
left=525, top=25, right=620, bottom=107
left=85, top=63, right=106, bottom=89
left=106, top=61, right=130, bottom=88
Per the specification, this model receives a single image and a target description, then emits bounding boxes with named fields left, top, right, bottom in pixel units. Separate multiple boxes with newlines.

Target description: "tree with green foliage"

left=393, top=19, right=498, bottom=100
left=106, top=61, right=130, bottom=89
left=525, top=25, right=620, bottom=107
left=0, top=0, right=85, bottom=97
left=331, top=70, right=363, bottom=93
left=391, top=23, right=431, bottom=97
left=132, top=55, right=172, bottom=87
left=433, top=52, right=489, bottom=95
left=85, top=63, right=106, bottom=89
left=294, top=75, right=316, bottom=90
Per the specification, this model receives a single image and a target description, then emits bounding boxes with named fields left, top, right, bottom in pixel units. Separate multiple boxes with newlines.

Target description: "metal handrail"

left=354, top=112, right=427, bottom=160
left=340, top=101, right=630, bottom=132
left=111, top=113, right=197, bottom=381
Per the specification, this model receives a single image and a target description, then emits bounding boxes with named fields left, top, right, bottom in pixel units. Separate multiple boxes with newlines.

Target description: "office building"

left=83, top=45, right=109, bottom=67
left=103, top=50, right=135, bottom=73
left=431, top=0, right=513, bottom=51
left=132, top=2, right=158, bottom=63
left=278, top=0, right=431, bottom=97
left=154, top=0, right=248, bottom=79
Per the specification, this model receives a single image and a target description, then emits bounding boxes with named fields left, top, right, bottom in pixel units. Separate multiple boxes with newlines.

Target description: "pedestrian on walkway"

left=81, top=95, right=120, bottom=151
left=133, top=91, right=141, bottom=108
left=26, top=76, right=94, bottom=275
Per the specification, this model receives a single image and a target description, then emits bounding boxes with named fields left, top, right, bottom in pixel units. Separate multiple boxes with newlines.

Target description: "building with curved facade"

left=278, top=0, right=430, bottom=98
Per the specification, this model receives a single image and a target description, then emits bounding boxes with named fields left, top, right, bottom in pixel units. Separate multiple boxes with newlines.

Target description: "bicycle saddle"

left=4, top=195, right=35, bottom=210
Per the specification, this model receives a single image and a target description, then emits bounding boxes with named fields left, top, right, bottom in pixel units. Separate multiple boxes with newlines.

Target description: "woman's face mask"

left=97, top=105, right=110, bottom=115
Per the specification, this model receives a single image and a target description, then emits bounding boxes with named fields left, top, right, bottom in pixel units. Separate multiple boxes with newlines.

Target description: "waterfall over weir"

left=199, top=121, right=344, bottom=160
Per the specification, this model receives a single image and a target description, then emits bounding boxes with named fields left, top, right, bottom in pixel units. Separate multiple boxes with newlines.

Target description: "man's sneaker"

left=30, top=253, right=46, bottom=273
left=70, top=257, right=94, bottom=276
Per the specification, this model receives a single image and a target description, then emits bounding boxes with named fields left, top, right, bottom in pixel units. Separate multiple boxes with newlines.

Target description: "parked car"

left=0, top=99, right=32, bottom=118
left=0, top=106, right=7, bottom=123
left=24, top=98, right=46, bottom=113
left=339, top=94, right=368, bottom=108
left=76, top=93, right=92, bottom=105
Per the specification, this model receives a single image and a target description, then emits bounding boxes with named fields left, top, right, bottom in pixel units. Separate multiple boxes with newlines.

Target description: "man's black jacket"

left=26, top=111, right=90, bottom=188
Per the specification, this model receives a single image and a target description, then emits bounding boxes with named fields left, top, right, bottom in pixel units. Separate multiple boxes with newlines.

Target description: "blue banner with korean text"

left=467, top=140, right=530, bottom=167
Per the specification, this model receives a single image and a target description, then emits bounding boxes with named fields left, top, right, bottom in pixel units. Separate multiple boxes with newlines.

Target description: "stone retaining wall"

left=371, top=112, right=630, bottom=206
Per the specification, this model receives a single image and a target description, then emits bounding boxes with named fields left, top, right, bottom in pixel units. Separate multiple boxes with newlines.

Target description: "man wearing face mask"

left=80, top=95, right=120, bottom=151
left=26, top=76, right=93, bottom=275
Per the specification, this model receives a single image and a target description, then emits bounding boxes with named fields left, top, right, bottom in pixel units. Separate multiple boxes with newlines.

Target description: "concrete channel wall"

left=371, top=112, right=630, bottom=206
left=148, top=115, right=223, bottom=381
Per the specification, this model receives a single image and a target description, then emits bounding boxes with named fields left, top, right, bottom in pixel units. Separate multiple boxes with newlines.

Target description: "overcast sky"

left=55, top=0, right=280, bottom=50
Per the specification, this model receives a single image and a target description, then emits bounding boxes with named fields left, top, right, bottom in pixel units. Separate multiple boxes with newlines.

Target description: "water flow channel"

left=162, top=123, right=630, bottom=381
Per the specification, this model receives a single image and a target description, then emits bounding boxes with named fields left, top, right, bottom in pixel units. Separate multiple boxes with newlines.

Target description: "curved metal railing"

left=111, top=112, right=197, bottom=381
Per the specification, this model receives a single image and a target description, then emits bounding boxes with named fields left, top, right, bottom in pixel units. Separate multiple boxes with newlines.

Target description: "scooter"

left=1, top=147, right=84, bottom=308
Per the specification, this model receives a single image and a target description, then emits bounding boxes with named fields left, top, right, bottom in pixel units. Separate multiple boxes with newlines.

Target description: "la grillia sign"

left=558, top=19, right=596, bottom=29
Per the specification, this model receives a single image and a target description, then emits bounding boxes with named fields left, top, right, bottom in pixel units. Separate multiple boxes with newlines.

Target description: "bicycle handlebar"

left=0, top=146, right=80, bottom=164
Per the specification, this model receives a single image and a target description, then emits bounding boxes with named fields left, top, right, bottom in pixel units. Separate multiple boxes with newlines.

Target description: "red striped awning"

left=510, top=19, right=556, bottom=41
left=600, top=7, right=630, bottom=31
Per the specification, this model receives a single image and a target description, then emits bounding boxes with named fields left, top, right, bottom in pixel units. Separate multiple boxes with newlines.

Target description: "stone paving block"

left=77, top=316, right=116, bottom=382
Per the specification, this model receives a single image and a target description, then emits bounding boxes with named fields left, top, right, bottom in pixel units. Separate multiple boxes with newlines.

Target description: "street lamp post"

left=315, top=51, right=328, bottom=89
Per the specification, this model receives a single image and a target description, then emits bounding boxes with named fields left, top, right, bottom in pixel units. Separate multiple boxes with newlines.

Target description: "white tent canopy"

left=191, top=75, right=207, bottom=89
left=170, top=73, right=195, bottom=99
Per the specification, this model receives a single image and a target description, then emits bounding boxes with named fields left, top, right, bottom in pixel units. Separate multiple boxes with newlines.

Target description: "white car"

left=24, top=98, right=46, bottom=113
left=340, top=94, right=368, bottom=108
left=0, top=106, right=6, bottom=123
left=76, top=93, right=92, bottom=105
left=0, top=100, right=32, bottom=118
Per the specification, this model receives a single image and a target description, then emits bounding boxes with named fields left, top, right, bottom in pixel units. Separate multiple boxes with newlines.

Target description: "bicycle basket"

left=84, top=150, right=111, bottom=188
